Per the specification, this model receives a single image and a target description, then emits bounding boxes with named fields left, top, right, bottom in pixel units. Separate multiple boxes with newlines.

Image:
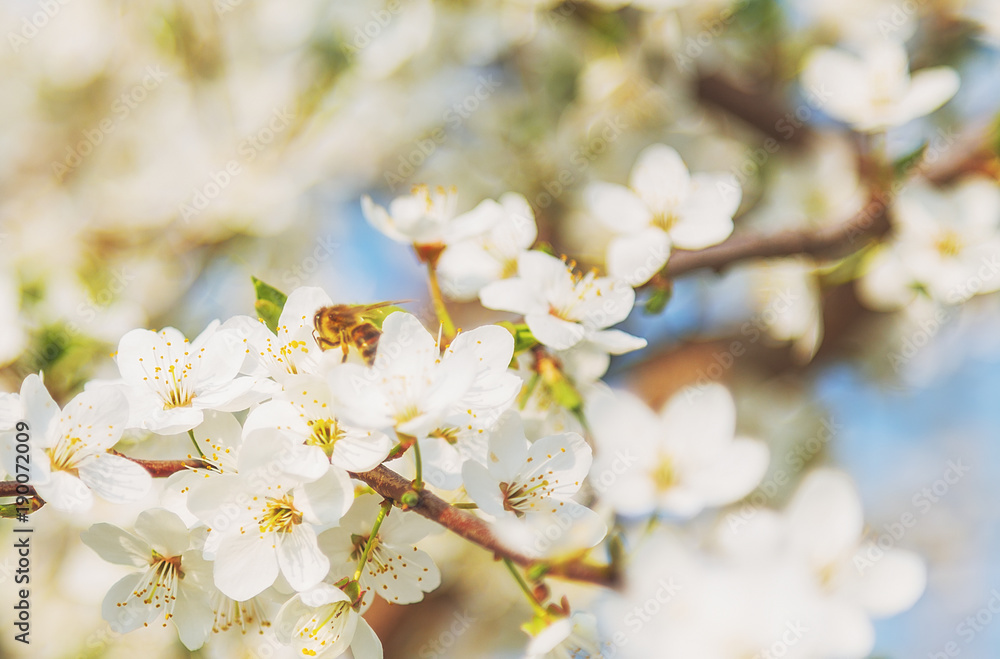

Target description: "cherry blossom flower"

left=361, top=184, right=500, bottom=250
left=328, top=311, right=520, bottom=440
left=858, top=177, right=1000, bottom=310
left=0, top=374, right=150, bottom=512
left=319, top=494, right=441, bottom=607
left=586, top=384, right=768, bottom=518
left=437, top=192, right=537, bottom=300
left=273, top=582, right=382, bottom=659
left=187, top=433, right=353, bottom=601
left=462, top=412, right=605, bottom=557
left=525, top=612, right=606, bottom=659
left=222, top=286, right=335, bottom=382
left=114, top=322, right=260, bottom=434
left=81, top=508, right=214, bottom=651
left=243, top=374, right=394, bottom=474
left=479, top=250, right=646, bottom=353
left=802, top=39, right=959, bottom=132
left=585, top=144, right=741, bottom=286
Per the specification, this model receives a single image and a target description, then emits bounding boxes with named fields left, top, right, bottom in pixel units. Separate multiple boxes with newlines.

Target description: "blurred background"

left=1, top=0, right=999, bottom=657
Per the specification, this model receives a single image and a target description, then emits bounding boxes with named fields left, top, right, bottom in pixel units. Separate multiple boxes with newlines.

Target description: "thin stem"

left=452, top=502, right=478, bottom=509
left=426, top=261, right=456, bottom=341
left=412, top=437, right=424, bottom=491
left=503, top=558, right=548, bottom=618
left=188, top=430, right=206, bottom=460
left=518, top=372, right=540, bottom=410
left=353, top=500, right=392, bottom=581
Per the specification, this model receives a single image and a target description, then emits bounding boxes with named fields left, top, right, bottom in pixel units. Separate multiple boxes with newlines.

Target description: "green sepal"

left=498, top=322, right=539, bottom=355
left=251, top=276, right=288, bottom=334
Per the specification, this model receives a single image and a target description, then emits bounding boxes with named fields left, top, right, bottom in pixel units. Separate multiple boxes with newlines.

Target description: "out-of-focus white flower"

left=274, top=582, right=382, bottom=658
left=586, top=384, right=768, bottom=518
left=361, top=185, right=500, bottom=249
left=320, top=494, right=441, bottom=608
left=801, top=40, right=959, bottom=132
left=0, top=374, right=150, bottom=512
left=585, top=144, right=740, bottom=286
left=114, top=323, right=261, bottom=434
left=750, top=259, right=824, bottom=362
left=782, top=469, right=927, bottom=656
left=187, top=433, right=353, bottom=600
left=328, top=312, right=519, bottom=440
left=858, top=177, right=1000, bottom=310
left=525, top=612, right=605, bottom=659
left=81, top=509, right=214, bottom=651
left=480, top=250, right=646, bottom=353
left=438, top=192, right=537, bottom=301
left=462, top=411, right=605, bottom=557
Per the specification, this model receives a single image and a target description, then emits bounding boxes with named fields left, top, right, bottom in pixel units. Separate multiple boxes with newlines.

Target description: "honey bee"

left=313, top=302, right=403, bottom=365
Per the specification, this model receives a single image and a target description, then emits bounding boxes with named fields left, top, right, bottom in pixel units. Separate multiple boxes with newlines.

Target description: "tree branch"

left=0, top=455, right=619, bottom=589
left=662, top=194, right=892, bottom=279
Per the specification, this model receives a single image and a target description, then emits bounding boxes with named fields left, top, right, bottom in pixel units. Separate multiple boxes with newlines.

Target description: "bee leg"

left=341, top=343, right=349, bottom=363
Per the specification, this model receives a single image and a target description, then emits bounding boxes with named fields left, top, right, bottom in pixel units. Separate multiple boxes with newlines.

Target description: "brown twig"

left=662, top=194, right=892, bottom=279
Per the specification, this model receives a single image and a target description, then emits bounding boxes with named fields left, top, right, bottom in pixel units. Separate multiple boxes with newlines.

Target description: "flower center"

left=211, top=591, right=270, bottom=635
left=46, top=435, right=85, bottom=472
left=307, top=418, right=344, bottom=458
left=429, top=426, right=461, bottom=445
left=652, top=211, right=679, bottom=232
left=934, top=230, right=963, bottom=258
left=499, top=478, right=552, bottom=516
left=293, top=600, right=353, bottom=654
left=258, top=495, right=302, bottom=534
left=651, top=454, right=676, bottom=492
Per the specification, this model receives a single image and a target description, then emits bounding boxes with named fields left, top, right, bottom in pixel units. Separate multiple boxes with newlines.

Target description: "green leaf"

left=251, top=276, right=288, bottom=334
left=893, top=142, right=928, bottom=178
left=644, top=286, right=673, bottom=315
left=498, top=322, right=539, bottom=355
left=362, top=305, right=407, bottom=330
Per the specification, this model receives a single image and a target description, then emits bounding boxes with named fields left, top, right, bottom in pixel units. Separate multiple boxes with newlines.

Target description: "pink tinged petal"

left=606, top=228, right=671, bottom=286
left=525, top=313, right=586, bottom=350
left=102, top=573, right=149, bottom=633
left=461, top=460, right=507, bottom=518
left=331, top=429, right=393, bottom=472
left=81, top=523, right=150, bottom=567
left=479, top=278, right=544, bottom=315
left=848, top=547, right=926, bottom=617
left=584, top=182, right=653, bottom=233
left=35, top=470, right=93, bottom=512
left=351, top=618, right=384, bottom=659
left=499, top=192, right=538, bottom=248
left=787, top=468, right=864, bottom=568
left=296, top=468, right=354, bottom=525
left=899, top=67, right=960, bottom=122
left=76, top=453, right=152, bottom=504
left=278, top=524, right=329, bottom=592
left=134, top=508, right=194, bottom=557
left=20, top=374, right=60, bottom=442
left=585, top=329, right=647, bottom=355
left=214, top=531, right=280, bottom=601
left=628, top=144, right=691, bottom=213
